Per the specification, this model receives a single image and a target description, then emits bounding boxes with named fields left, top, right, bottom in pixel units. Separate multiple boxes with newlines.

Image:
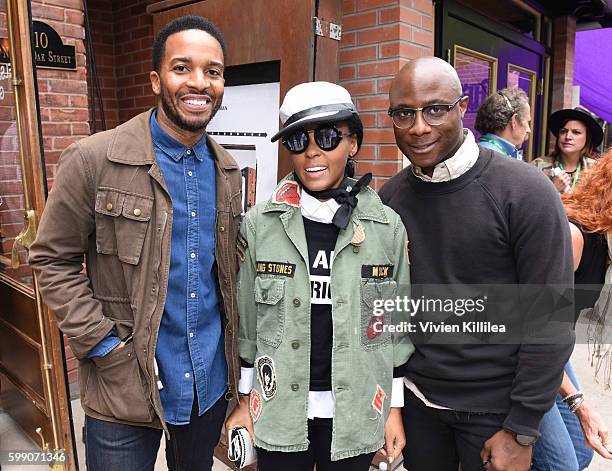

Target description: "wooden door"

left=0, top=0, right=76, bottom=468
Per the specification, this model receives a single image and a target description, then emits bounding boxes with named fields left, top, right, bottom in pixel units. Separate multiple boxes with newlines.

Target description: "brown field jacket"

left=29, top=109, right=242, bottom=429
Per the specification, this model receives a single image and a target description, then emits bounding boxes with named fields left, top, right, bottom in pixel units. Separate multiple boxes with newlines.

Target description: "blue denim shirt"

left=478, top=133, right=522, bottom=160
left=149, top=111, right=228, bottom=425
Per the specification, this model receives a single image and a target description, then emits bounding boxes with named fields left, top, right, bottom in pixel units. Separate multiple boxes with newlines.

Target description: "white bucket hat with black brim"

left=271, top=81, right=358, bottom=142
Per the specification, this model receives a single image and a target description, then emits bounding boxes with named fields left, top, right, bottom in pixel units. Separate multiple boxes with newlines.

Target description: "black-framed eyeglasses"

left=282, top=125, right=353, bottom=154
left=388, top=97, right=465, bottom=129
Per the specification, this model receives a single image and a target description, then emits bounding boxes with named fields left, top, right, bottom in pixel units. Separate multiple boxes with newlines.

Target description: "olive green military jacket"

left=237, top=174, right=414, bottom=461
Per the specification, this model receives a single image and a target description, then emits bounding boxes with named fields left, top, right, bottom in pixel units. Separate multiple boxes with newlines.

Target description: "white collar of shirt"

left=411, top=129, right=479, bottom=182
left=300, top=189, right=340, bottom=224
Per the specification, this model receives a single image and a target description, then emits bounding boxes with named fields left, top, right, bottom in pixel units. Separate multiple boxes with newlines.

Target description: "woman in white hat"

left=225, top=81, right=414, bottom=470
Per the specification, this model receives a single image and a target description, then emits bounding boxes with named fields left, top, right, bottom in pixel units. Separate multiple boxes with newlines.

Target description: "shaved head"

left=389, top=56, right=468, bottom=174
left=390, top=57, right=463, bottom=99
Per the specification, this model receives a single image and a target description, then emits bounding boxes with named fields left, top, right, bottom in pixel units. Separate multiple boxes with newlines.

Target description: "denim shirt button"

left=291, top=383, right=299, bottom=391
left=293, top=298, right=301, bottom=307
left=291, top=341, right=300, bottom=350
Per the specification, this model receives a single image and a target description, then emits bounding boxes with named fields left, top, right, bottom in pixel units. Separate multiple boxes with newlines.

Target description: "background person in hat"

left=225, top=81, right=414, bottom=470
left=532, top=107, right=603, bottom=193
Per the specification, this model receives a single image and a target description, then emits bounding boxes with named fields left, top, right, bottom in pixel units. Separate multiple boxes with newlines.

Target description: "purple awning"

left=575, top=28, right=612, bottom=123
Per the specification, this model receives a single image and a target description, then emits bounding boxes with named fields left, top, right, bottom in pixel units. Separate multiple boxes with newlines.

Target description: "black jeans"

left=402, top=387, right=506, bottom=471
left=85, top=393, right=227, bottom=471
left=256, top=418, right=376, bottom=471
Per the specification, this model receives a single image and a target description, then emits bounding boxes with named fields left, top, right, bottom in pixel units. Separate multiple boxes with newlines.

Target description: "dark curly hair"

left=475, top=88, right=529, bottom=134
left=152, top=16, right=226, bottom=73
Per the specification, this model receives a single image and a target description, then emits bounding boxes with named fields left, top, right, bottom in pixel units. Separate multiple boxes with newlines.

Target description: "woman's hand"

left=380, top=407, right=405, bottom=464
left=575, top=402, right=612, bottom=459
left=551, top=171, right=572, bottom=193
left=225, top=394, right=254, bottom=444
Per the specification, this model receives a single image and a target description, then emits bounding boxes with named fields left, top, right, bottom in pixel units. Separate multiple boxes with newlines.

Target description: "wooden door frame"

left=0, top=0, right=76, bottom=468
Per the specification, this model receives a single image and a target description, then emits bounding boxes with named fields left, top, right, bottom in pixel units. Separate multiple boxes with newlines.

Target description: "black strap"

left=298, top=173, right=372, bottom=230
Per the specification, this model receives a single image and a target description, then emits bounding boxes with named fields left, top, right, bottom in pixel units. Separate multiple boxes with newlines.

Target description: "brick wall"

left=340, top=0, right=434, bottom=190
left=551, top=16, right=576, bottom=113
left=87, top=0, right=154, bottom=131
left=114, top=0, right=155, bottom=123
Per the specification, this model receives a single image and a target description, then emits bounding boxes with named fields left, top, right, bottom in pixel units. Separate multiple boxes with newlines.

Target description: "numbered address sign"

left=0, top=21, right=76, bottom=70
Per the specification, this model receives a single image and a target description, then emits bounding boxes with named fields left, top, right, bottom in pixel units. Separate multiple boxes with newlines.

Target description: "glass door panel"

left=454, top=46, right=498, bottom=141
left=508, top=64, right=537, bottom=160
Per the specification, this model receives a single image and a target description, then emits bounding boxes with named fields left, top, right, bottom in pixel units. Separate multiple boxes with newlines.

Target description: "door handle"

left=10, top=209, right=36, bottom=268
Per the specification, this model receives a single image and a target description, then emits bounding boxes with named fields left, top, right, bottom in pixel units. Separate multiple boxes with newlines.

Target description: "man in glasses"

left=379, top=57, right=575, bottom=471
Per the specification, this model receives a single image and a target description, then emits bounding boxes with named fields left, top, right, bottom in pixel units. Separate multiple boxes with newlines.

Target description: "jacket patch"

left=250, top=389, right=262, bottom=422
left=361, top=264, right=394, bottom=279
left=255, top=355, right=277, bottom=401
left=272, top=181, right=301, bottom=207
left=236, top=245, right=246, bottom=262
left=366, top=315, right=385, bottom=340
left=372, top=384, right=386, bottom=415
left=256, top=261, right=296, bottom=277
left=237, top=232, right=248, bottom=250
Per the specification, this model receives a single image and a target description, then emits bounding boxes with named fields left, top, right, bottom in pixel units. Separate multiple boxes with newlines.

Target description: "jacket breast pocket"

left=360, top=279, right=396, bottom=350
left=95, top=188, right=153, bottom=265
left=255, top=277, right=285, bottom=348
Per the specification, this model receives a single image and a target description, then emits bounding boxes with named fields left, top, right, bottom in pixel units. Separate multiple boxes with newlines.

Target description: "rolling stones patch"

left=255, top=355, right=277, bottom=401
left=249, top=389, right=262, bottom=422
left=361, top=264, right=394, bottom=279
left=272, top=181, right=301, bottom=207
left=372, top=384, right=386, bottom=415
left=366, top=315, right=385, bottom=340
left=256, top=261, right=296, bottom=277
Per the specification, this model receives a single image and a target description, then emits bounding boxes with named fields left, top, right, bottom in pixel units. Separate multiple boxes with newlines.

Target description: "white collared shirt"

left=411, top=129, right=479, bottom=182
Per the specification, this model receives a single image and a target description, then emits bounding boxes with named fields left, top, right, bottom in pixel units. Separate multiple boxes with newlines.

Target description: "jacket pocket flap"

left=230, top=191, right=243, bottom=217
left=95, top=189, right=124, bottom=217
left=121, top=194, right=153, bottom=221
left=255, top=277, right=285, bottom=305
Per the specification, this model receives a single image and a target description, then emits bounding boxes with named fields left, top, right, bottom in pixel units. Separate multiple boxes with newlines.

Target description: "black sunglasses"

left=282, top=125, right=352, bottom=154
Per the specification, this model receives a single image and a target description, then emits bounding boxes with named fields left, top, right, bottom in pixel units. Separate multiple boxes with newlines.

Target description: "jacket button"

left=293, top=298, right=300, bottom=307
left=133, top=208, right=142, bottom=217
left=291, top=341, right=300, bottom=350
left=261, top=290, right=268, bottom=301
left=227, top=328, right=233, bottom=335
left=219, top=226, right=225, bottom=232
left=106, top=203, right=113, bottom=211
left=291, top=383, right=299, bottom=391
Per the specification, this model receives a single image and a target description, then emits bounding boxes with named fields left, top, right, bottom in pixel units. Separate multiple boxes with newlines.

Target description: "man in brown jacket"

left=29, top=16, right=241, bottom=470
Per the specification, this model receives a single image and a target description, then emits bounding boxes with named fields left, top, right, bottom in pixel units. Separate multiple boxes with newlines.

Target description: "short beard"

left=160, top=85, right=220, bottom=132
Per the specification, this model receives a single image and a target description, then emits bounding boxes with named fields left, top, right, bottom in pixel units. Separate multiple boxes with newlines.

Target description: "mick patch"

left=272, top=181, right=301, bottom=207
left=250, top=389, right=262, bottom=422
left=255, top=355, right=277, bottom=401
left=361, top=264, right=394, bottom=279
left=372, top=384, right=386, bottom=415
left=256, top=261, right=296, bottom=277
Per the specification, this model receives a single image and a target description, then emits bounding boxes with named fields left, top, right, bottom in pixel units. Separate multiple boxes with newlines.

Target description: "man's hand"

left=575, top=403, right=612, bottom=459
left=378, top=407, right=405, bottom=464
left=480, top=429, right=532, bottom=471
left=225, top=395, right=254, bottom=444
